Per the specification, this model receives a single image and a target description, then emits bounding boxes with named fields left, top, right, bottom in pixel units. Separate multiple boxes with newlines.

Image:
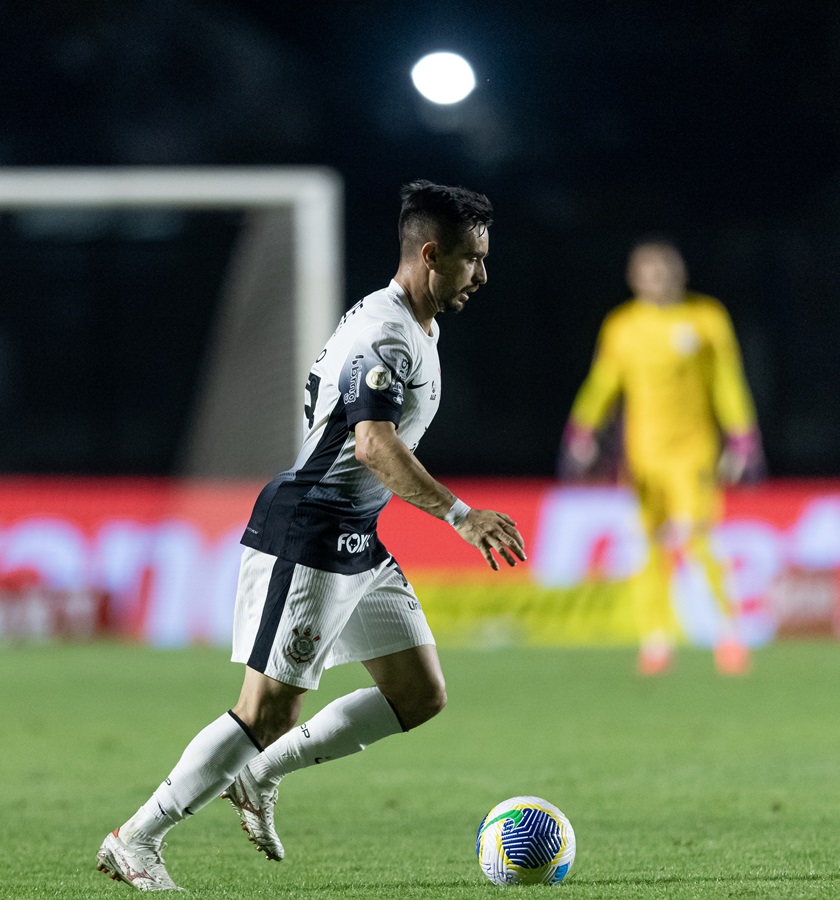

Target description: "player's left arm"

left=707, top=302, right=765, bottom=483
left=354, top=419, right=526, bottom=570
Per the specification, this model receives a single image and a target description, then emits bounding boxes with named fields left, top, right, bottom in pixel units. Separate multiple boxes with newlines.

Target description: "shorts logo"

left=286, top=627, right=321, bottom=664
left=337, top=532, right=373, bottom=553
left=365, top=364, right=392, bottom=390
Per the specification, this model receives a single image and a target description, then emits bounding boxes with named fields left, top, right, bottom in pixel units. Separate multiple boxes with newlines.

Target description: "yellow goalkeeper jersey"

left=569, top=292, right=756, bottom=470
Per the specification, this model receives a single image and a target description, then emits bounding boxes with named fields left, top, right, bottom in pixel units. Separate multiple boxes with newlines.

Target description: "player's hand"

left=454, top=509, right=526, bottom=571
left=718, top=430, right=766, bottom=485
left=558, top=423, right=599, bottom=481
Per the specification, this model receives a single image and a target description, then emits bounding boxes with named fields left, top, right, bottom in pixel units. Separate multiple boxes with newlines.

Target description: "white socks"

left=120, top=711, right=260, bottom=843
left=248, top=687, right=403, bottom=787
left=119, top=688, right=403, bottom=843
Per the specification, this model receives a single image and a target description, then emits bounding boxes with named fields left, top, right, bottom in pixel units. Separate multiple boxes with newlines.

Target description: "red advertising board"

left=0, top=477, right=837, bottom=646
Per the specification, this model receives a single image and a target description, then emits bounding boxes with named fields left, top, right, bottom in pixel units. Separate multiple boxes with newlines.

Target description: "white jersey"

left=242, top=280, right=441, bottom=573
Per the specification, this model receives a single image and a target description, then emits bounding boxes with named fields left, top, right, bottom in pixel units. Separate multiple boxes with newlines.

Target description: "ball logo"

left=337, top=532, right=373, bottom=553
left=365, top=364, right=392, bottom=390
left=286, top=626, right=320, bottom=664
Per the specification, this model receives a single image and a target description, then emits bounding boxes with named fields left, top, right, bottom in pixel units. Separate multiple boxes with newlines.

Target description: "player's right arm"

left=354, top=419, right=526, bottom=571
left=559, top=315, right=623, bottom=478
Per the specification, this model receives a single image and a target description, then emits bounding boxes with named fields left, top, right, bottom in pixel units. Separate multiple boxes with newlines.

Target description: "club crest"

left=286, top=626, right=321, bottom=663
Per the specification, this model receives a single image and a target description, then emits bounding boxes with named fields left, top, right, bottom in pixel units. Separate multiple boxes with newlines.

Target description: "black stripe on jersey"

left=242, top=397, right=350, bottom=553
left=297, top=396, right=353, bottom=484
left=246, top=556, right=297, bottom=674
left=386, top=554, right=409, bottom=587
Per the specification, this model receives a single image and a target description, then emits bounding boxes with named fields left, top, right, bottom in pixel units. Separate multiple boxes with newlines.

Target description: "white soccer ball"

left=475, top=795, right=576, bottom=886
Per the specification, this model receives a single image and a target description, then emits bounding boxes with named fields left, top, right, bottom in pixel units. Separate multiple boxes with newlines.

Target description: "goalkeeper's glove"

left=558, top=422, right=599, bottom=481
left=718, top=429, right=766, bottom=485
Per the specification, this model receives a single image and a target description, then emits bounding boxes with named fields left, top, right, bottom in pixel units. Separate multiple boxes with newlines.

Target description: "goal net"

left=0, top=166, right=343, bottom=478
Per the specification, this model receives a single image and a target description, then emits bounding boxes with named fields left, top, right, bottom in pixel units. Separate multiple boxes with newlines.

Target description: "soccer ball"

left=475, top=795, right=576, bottom=886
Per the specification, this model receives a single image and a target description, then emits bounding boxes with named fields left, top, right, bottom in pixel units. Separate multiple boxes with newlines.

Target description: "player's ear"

left=420, top=241, right=439, bottom=270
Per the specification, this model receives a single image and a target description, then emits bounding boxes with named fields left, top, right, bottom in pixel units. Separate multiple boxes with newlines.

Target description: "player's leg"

left=230, top=664, right=307, bottom=748
left=677, top=471, right=750, bottom=674
left=96, top=550, right=311, bottom=886
left=96, top=686, right=284, bottom=890
left=630, top=474, right=679, bottom=673
left=225, top=555, right=392, bottom=857
left=236, top=558, right=440, bottom=847
left=362, top=642, right=446, bottom=727
left=248, top=558, right=440, bottom=779
left=248, top=644, right=440, bottom=784
left=220, top=668, right=306, bottom=860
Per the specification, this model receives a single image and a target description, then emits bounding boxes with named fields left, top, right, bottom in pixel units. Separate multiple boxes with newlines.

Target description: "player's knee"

left=257, top=706, right=299, bottom=747
left=233, top=689, right=304, bottom=748
left=420, top=677, right=448, bottom=720
left=397, top=677, right=447, bottom=729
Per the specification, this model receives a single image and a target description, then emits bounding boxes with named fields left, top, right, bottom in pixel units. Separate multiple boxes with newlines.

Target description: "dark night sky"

left=2, top=0, right=840, bottom=477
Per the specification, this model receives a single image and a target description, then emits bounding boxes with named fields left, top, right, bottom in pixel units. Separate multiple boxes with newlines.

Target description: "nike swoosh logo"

left=406, top=380, right=428, bottom=390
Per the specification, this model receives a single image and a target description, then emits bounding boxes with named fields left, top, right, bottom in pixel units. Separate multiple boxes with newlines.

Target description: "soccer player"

left=559, top=239, right=763, bottom=675
left=96, top=181, right=526, bottom=891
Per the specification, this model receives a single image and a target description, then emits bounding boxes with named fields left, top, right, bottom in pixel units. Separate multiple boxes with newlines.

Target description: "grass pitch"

left=0, top=640, right=837, bottom=899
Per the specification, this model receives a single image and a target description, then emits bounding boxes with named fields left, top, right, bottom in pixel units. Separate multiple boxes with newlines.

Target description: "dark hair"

left=629, top=234, right=682, bottom=256
left=398, top=180, right=493, bottom=255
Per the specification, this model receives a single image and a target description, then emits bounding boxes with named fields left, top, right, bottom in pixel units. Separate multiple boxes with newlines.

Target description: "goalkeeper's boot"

left=714, top=638, right=751, bottom=676
left=96, top=828, right=183, bottom=892
left=223, top=765, right=285, bottom=861
left=637, top=636, right=674, bottom=676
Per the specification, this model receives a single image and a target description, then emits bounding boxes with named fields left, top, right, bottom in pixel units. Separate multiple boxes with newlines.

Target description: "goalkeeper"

left=559, top=239, right=763, bottom=675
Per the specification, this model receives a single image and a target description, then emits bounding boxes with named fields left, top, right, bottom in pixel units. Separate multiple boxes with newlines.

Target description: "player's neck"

left=639, top=291, right=684, bottom=307
left=394, top=274, right=435, bottom=334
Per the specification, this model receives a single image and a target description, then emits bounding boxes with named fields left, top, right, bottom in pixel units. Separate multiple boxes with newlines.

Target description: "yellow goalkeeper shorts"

left=632, top=461, right=721, bottom=535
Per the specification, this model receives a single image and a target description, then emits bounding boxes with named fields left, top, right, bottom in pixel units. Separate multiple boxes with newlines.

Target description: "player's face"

left=627, top=245, right=686, bottom=305
left=429, top=225, right=489, bottom=314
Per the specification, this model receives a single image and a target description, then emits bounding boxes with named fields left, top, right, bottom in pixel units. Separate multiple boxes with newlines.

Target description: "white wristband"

left=444, top=498, right=471, bottom=528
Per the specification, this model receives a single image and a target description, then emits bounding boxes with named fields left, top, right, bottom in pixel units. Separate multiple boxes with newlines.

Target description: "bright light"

left=411, top=52, right=476, bottom=105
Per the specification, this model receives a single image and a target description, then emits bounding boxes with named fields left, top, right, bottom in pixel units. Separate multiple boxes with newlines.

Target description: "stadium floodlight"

left=411, top=52, right=476, bottom=104
left=0, top=166, right=343, bottom=478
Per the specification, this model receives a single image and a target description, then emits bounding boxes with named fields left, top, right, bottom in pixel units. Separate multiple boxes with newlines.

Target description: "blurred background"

left=1, top=0, right=839, bottom=648
left=3, top=0, right=840, bottom=477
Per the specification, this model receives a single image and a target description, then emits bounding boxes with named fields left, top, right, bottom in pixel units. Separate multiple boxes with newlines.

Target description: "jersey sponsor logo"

left=394, top=381, right=404, bottom=406
left=286, top=627, right=321, bottom=664
left=365, top=364, right=392, bottom=390
left=337, top=532, right=373, bottom=553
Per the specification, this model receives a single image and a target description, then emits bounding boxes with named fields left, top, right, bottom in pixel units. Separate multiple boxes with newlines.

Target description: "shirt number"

left=304, top=372, right=321, bottom=429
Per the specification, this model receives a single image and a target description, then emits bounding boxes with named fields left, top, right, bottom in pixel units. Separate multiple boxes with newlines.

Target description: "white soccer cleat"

left=96, top=828, right=184, bottom=892
left=223, top=766, right=285, bottom=861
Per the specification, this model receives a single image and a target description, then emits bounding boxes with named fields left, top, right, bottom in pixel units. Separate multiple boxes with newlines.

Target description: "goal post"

left=0, top=167, right=343, bottom=478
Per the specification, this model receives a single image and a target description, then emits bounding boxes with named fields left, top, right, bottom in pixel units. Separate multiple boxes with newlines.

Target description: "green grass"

left=0, top=641, right=838, bottom=898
